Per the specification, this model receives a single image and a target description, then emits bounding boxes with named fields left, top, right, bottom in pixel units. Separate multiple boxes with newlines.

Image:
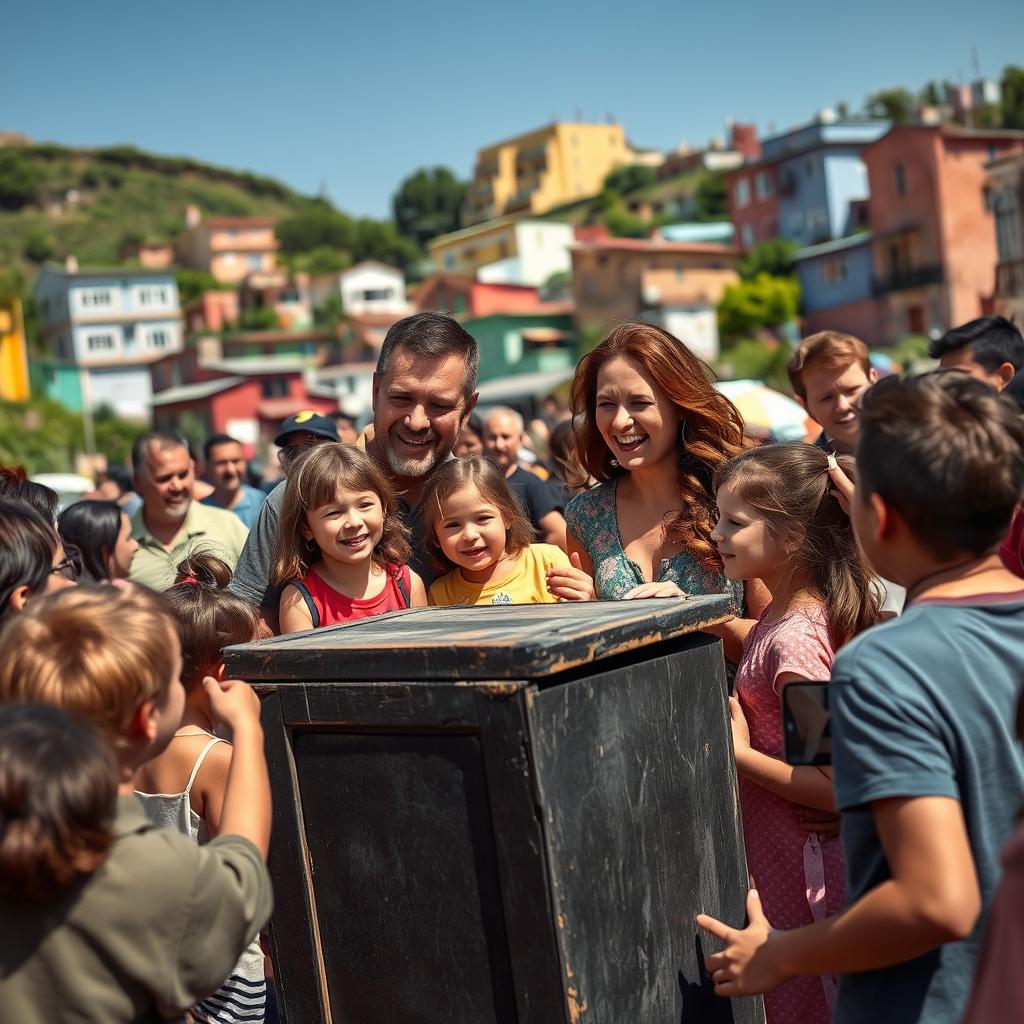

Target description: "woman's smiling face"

left=594, top=355, right=683, bottom=471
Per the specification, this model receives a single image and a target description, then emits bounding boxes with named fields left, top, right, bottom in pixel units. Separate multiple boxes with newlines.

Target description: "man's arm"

left=227, top=482, right=282, bottom=633
left=537, top=509, right=567, bottom=550
left=697, top=795, right=981, bottom=995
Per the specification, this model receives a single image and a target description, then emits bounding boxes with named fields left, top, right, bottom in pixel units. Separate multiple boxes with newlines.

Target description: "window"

left=260, top=378, right=289, bottom=399
left=223, top=252, right=237, bottom=263
left=821, top=258, right=847, bottom=286
left=246, top=253, right=263, bottom=270
left=755, top=171, right=773, bottom=200
left=675, top=264, right=686, bottom=281
left=805, top=158, right=816, bottom=178
left=893, top=162, right=907, bottom=196
left=149, top=330, right=170, bottom=349
left=444, top=252, right=456, bottom=270
left=138, top=287, right=168, bottom=306
left=362, top=288, right=392, bottom=301
left=786, top=210, right=804, bottom=234
left=808, top=208, right=829, bottom=239
left=86, top=333, right=114, bottom=351
left=741, top=224, right=755, bottom=248
left=81, top=289, right=112, bottom=308
left=734, top=178, right=751, bottom=208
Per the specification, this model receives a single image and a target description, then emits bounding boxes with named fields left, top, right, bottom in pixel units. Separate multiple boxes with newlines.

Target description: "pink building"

left=176, top=205, right=279, bottom=284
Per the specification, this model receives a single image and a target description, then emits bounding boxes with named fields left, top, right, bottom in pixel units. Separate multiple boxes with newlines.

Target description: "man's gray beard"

left=384, top=441, right=441, bottom=479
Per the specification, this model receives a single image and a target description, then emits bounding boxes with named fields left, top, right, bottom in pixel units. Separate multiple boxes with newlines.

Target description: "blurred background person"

left=454, top=412, right=485, bottom=458
left=483, top=406, right=566, bottom=549
left=201, top=434, right=267, bottom=528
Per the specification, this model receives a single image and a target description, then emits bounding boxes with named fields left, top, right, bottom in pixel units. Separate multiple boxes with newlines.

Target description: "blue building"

left=792, top=233, right=883, bottom=342
left=33, top=261, right=183, bottom=419
left=728, top=116, right=889, bottom=250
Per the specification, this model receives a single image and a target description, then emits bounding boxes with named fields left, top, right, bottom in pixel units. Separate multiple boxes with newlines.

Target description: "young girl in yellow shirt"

left=422, top=455, right=592, bottom=606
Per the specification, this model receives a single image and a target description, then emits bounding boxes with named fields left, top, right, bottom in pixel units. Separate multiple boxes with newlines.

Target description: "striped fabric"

left=194, top=973, right=267, bottom=1024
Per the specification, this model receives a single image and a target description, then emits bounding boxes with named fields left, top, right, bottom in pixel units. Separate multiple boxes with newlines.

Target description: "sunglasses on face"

left=51, top=548, right=82, bottom=581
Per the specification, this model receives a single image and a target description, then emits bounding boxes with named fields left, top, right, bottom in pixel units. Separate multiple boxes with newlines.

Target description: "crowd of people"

left=1, top=308, right=1023, bottom=1023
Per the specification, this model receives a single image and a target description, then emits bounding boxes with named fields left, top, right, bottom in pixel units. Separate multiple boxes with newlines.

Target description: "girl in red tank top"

left=272, top=443, right=426, bottom=633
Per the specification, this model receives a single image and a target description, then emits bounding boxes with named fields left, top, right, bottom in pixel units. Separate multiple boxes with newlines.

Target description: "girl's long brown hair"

left=571, top=321, right=745, bottom=572
left=714, top=443, right=881, bottom=648
left=273, top=443, right=411, bottom=585
left=419, top=455, right=535, bottom=573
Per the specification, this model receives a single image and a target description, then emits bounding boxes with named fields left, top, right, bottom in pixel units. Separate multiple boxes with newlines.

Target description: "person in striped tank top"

left=134, top=551, right=269, bottom=1024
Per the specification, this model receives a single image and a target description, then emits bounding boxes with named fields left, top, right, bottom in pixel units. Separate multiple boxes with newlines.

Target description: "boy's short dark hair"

left=927, top=316, right=1024, bottom=373
left=202, top=433, right=242, bottom=461
left=858, top=371, right=1024, bottom=558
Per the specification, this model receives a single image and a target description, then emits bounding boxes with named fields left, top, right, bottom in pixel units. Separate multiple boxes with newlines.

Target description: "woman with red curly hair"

left=564, top=322, right=768, bottom=647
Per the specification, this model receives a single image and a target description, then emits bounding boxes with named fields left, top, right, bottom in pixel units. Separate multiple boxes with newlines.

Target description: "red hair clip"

left=177, top=574, right=200, bottom=585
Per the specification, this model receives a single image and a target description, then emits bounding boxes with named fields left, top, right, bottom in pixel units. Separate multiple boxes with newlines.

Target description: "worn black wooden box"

left=224, top=597, right=763, bottom=1024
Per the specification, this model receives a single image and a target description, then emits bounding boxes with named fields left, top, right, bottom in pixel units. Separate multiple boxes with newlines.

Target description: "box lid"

left=223, top=595, right=732, bottom=682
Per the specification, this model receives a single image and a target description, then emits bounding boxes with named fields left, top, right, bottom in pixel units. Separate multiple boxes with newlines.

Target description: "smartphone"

left=781, top=680, right=831, bottom=766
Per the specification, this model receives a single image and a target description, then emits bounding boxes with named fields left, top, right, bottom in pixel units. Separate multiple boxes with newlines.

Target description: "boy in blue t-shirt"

left=697, top=371, right=1024, bottom=1024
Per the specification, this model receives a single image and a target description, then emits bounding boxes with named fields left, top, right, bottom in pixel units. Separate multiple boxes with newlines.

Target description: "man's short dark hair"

left=203, top=433, right=242, bottom=461
left=131, top=432, right=188, bottom=476
left=858, top=371, right=1024, bottom=558
left=928, top=316, right=1024, bottom=373
left=376, top=311, right=479, bottom=401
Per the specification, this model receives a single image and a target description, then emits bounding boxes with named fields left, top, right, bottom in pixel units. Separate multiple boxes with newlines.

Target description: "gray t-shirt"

left=831, top=593, right=1024, bottom=1024
left=226, top=480, right=433, bottom=614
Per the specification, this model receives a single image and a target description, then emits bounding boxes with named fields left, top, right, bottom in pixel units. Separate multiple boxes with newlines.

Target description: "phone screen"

left=781, top=680, right=831, bottom=766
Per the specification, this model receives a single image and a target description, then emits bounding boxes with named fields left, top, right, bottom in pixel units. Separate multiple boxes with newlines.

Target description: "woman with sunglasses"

left=0, top=499, right=77, bottom=621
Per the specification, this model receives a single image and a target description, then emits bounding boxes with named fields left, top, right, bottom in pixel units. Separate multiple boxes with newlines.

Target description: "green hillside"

left=0, top=143, right=329, bottom=289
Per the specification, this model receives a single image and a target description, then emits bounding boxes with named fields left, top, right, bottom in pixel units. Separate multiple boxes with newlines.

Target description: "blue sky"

left=3, top=0, right=1022, bottom=218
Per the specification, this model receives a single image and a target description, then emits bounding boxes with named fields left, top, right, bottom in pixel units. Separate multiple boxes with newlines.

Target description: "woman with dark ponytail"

left=710, top=442, right=880, bottom=1024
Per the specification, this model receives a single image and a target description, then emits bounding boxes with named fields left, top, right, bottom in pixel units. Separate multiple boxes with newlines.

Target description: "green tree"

left=0, top=151, right=45, bottom=210
left=603, top=203, right=651, bottom=239
left=23, top=229, right=55, bottom=263
left=276, top=204, right=356, bottom=254
left=391, top=167, right=467, bottom=249
left=737, top=240, right=799, bottom=282
left=1001, top=66, right=1024, bottom=129
left=694, top=171, right=728, bottom=222
left=238, top=306, right=280, bottom=330
left=717, top=274, right=801, bottom=339
left=351, top=219, right=421, bottom=272
left=175, top=269, right=219, bottom=304
left=602, top=164, right=657, bottom=195
left=295, top=246, right=351, bottom=276
left=541, top=271, right=572, bottom=302
left=313, top=293, right=345, bottom=330
left=865, top=87, right=915, bottom=125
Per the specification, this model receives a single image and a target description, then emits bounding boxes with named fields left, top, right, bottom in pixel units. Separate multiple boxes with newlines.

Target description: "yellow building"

left=462, top=122, right=634, bottom=226
left=0, top=297, right=30, bottom=402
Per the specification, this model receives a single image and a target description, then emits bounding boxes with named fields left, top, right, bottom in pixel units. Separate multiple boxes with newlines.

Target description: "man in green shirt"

left=129, top=433, right=249, bottom=591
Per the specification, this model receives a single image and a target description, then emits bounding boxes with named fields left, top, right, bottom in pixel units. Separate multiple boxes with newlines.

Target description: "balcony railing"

left=995, top=258, right=1024, bottom=298
left=871, top=264, right=944, bottom=295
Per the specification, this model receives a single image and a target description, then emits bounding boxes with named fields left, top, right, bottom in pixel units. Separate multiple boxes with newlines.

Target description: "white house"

left=34, top=259, right=183, bottom=420
left=430, top=219, right=574, bottom=288
left=308, top=261, right=410, bottom=317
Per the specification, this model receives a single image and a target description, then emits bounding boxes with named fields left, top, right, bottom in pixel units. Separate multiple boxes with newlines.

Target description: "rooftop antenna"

left=971, top=45, right=981, bottom=80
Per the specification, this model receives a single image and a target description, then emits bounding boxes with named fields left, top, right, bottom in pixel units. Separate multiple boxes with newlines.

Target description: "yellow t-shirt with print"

left=428, top=543, right=570, bottom=606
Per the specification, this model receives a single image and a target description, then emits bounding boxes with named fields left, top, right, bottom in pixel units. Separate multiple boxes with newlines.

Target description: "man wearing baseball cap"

left=227, top=312, right=480, bottom=631
left=273, top=410, right=339, bottom=471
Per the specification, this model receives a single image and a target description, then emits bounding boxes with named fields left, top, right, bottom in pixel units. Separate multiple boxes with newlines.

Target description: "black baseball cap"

left=274, top=410, right=339, bottom=447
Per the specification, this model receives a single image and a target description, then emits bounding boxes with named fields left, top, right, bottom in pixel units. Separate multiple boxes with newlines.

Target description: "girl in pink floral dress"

left=711, top=444, right=881, bottom=1024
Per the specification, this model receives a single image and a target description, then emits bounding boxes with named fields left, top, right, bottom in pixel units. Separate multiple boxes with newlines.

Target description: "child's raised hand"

left=546, top=552, right=596, bottom=602
left=728, top=695, right=751, bottom=755
left=202, top=677, right=262, bottom=734
left=826, top=455, right=855, bottom=517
